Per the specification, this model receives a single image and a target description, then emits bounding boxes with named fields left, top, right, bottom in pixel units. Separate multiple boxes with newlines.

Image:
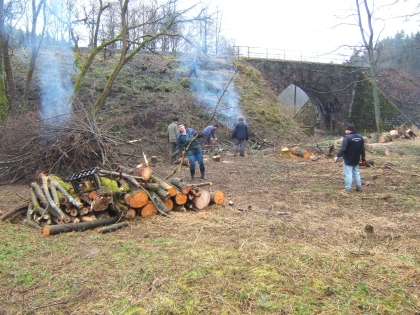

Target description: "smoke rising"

left=37, top=47, right=75, bottom=125
left=181, top=56, right=244, bottom=129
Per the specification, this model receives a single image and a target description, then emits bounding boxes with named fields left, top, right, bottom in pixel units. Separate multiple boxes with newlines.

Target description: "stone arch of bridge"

left=278, top=81, right=340, bottom=131
left=245, top=59, right=362, bottom=132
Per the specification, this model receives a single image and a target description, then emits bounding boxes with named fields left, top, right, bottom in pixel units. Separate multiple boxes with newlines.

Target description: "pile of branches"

left=0, top=108, right=145, bottom=183
left=0, top=165, right=225, bottom=236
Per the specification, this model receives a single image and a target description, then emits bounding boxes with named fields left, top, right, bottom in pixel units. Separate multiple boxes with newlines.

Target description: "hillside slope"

left=79, top=53, right=307, bottom=154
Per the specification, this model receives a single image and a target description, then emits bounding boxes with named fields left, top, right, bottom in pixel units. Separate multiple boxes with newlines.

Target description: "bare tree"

left=0, top=0, right=26, bottom=117
left=69, top=0, right=204, bottom=110
left=20, top=0, right=47, bottom=115
left=355, top=0, right=382, bottom=132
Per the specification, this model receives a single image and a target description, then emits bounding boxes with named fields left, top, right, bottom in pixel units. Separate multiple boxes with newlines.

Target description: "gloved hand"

left=182, top=150, right=186, bottom=155
left=334, top=156, right=339, bottom=163
left=360, top=157, right=366, bottom=166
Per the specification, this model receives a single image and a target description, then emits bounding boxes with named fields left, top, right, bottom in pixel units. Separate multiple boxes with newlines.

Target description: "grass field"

left=1, top=136, right=420, bottom=315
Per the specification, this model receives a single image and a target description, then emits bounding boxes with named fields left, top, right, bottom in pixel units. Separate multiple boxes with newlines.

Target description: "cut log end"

left=210, top=190, right=225, bottom=205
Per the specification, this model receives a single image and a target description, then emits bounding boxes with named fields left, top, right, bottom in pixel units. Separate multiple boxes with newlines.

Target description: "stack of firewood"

left=0, top=165, right=225, bottom=236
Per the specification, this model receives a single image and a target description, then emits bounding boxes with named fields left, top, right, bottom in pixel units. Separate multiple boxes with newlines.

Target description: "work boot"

left=188, top=171, right=195, bottom=181
left=201, top=173, right=207, bottom=180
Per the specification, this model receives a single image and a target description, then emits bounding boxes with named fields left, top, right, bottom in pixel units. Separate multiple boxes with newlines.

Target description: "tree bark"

left=148, top=191, right=170, bottom=215
left=131, top=165, right=153, bottom=181
left=50, top=178, right=83, bottom=209
left=39, top=173, right=67, bottom=219
left=43, top=214, right=121, bottom=236
left=167, top=177, right=193, bottom=194
left=163, top=198, right=174, bottom=211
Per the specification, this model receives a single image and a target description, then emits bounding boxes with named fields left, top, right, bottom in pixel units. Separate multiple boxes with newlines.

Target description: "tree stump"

left=280, top=147, right=291, bottom=156
left=212, top=155, right=221, bottom=162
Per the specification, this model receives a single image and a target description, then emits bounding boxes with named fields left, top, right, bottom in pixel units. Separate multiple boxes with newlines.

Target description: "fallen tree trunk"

left=43, top=214, right=121, bottom=236
left=290, top=147, right=311, bottom=159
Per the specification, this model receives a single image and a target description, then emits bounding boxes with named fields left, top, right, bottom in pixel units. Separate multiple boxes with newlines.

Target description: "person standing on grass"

left=188, top=59, right=198, bottom=78
left=176, top=124, right=207, bottom=180
left=231, top=116, right=248, bottom=157
left=167, top=117, right=180, bottom=164
left=334, top=123, right=366, bottom=192
left=202, top=124, right=218, bottom=145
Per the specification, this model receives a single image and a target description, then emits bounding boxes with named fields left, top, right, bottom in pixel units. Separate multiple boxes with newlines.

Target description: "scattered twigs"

left=0, top=201, right=29, bottom=221
left=95, top=222, right=129, bottom=233
left=237, top=206, right=290, bottom=216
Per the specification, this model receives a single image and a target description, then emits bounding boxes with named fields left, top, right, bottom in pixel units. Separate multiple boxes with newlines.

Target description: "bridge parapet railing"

left=232, top=46, right=353, bottom=64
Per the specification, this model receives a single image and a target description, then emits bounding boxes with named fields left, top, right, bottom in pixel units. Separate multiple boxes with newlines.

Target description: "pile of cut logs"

left=0, top=165, right=225, bottom=236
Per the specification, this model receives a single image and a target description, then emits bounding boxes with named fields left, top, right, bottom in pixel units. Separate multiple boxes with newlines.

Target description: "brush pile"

left=0, top=165, right=225, bottom=236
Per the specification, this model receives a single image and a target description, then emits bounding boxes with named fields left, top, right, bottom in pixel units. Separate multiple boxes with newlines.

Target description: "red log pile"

left=0, top=166, right=225, bottom=236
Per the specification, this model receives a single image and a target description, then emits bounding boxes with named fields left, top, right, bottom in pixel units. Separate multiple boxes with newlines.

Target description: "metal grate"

left=69, top=167, right=100, bottom=194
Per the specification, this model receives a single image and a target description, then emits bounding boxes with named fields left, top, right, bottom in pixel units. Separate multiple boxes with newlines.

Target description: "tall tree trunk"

left=0, top=0, right=8, bottom=120
left=20, top=0, right=47, bottom=115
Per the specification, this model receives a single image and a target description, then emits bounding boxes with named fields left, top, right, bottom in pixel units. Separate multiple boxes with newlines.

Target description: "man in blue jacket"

left=231, top=117, right=249, bottom=157
left=202, top=124, right=218, bottom=145
left=176, top=124, right=207, bottom=180
left=334, top=123, right=366, bottom=192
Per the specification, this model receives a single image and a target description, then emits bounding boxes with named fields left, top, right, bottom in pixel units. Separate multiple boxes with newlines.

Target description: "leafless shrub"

left=0, top=107, right=141, bottom=183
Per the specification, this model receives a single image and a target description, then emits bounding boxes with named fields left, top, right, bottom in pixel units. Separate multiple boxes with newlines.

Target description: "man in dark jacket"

left=334, top=123, right=366, bottom=192
left=231, top=117, right=248, bottom=157
left=176, top=124, right=207, bottom=180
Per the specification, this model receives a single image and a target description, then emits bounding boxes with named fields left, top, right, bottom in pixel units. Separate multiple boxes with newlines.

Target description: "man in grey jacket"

left=167, top=117, right=180, bottom=164
left=231, top=117, right=249, bottom=157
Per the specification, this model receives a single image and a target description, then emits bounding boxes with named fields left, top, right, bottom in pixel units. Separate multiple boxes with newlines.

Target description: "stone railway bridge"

left=245, top=58, right=416, bottom=133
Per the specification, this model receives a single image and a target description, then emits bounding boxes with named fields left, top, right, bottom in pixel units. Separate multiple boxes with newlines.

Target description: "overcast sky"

left=180, top=0, right=420, bottom=62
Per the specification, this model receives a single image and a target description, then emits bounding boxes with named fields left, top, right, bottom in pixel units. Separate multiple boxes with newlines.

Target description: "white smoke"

left=181, top=55, right=244, bottom=128
left=38, top=47, right=75, bottom=125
